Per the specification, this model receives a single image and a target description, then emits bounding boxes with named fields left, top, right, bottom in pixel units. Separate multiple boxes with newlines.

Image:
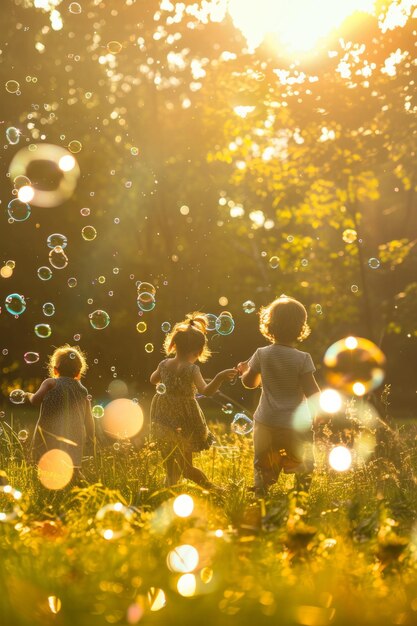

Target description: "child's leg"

left=182, top=449, right=213, bottom=488
left=254, top=421, right=282, bottom=493
left=161, top=443, right=183, bottom=486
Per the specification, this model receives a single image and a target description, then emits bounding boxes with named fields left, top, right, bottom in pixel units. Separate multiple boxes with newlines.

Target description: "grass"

left=1, top=405, right=417, bottom=626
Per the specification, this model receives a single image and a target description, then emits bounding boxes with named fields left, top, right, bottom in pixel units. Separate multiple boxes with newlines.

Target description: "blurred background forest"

left=0, top=0, right=416, bottom=417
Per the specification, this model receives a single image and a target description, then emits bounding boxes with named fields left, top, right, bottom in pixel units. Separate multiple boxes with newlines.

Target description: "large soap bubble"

left=323, top=336, right=386, bottom=396
left=89, top=310, right=110, bottom=330
left=231, top=413, right=253, bottom=435
left=7, top=199, right=31, bottom=222
left=215, top=314, right=235, bottom=336
left=8, top=144, right=80, bottom=208
left=5, top=293, right=26, bottom=316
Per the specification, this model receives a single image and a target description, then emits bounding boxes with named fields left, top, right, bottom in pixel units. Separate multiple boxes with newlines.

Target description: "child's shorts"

left=254, top=420, right=314, bottom=475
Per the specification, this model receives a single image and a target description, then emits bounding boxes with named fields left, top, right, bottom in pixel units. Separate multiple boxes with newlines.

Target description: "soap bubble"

left=145, top=343, right=154, bottom=353
left=137, top=281, right=156, bottom=295
left=6, top=127, right=20, bottom=145
left=342, top=229, right=357, bottom=244
left=107, top=40, right=123, bottom=54
left=68, top=140, right=82, bottom=153
left=49, top=246, right=68, bottom=270
left=5, top=80, right=20, bottom=94
left=368, top=257, right=380, bottom=269
left=329, top=446, right=352, bottom=472
left=67, top=277, right=77, bottom=288
left=269, top=256, right=279, bottom=269
left=81, top=225, right=97, bottom=241
left=323, top=336, right=386, bottom=395
left=242, top=300, right=256, bottom=314
left=0, top=485, right=23, bottom=523
left=205, top=313, right=217, bottom=331
left=8, top=144, right=80, bottom=208
left=89, top=310, right=110, bottom=330
left=24, top=352, right=39, bottom=364
left=42, top=302, right=55, bottom=316
left=102, top=399, right=144, bottom=440
left=92, top=405, right=104, bottom=419
left=9, top=389, right=26, bottom=404
left=80, top=207, right=90, bottom=216
left=98, top=276, right=106, bottom=284
left=215, top=314, right=235, bottom=336
left=136, top=321, right=147, bottom=333
left=68, top=2, right=82, bottom=13
left=222, top=403, right=233, bottom=414
left=35, top=324, right=52, bottom=339
left=351, top=285, right=359, bottom=293
left=47, top=233, right=67, bottom=249
left=95, top=502, right=134, bottom=540
left=18, top=429, right=28, bottom=442
left=5, top=293, right=26, bottom=316
left=161, top=321, right=171, bottom=333
left=231, top=413, right=253, bottom=435
left=156, top=383, right=166, bottom=395
left=7, top=199, right=31, bottom=222
left=137, top=292, right=156, bottom=312
left=37, top=266, right=53, bottom=281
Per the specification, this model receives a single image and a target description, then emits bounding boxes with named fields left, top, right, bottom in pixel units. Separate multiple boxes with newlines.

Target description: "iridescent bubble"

left=156, top=383, right=166, bottom=395
left=137, top=281, right=156, bottom=295
left=47, top=233, right=67, bottom=249
left=49, top=246, right=68, bottom=270
left=95, top=502, right=134, bottom=540
left=42, top=302, right=55, bottom=316
left=351, top=285, right=359, bottom=293
left=145, top=343, right=154, bottom=353
left=24, top=351, right=39, bottom=364
left=9, top=389, right=26, bottom=404
left=323, top=336, right=386, bottom=395
left=35, top=324, right=52, bottom=339
left=368, top=257, right=380, bottom=269
left=161, top=321, right=171, bottom=333
left=37, top=266, right=52, bottom=281
left=5, top=80, right=20, bottom=94
left=13, top=175, right=31, bottom=191
left=6, top=127, right=20, bottom=145
left=68, top=140, right=82, bottom=153
left=269, top=256, right=279, bottom=269
left=0, top=485, right=23, bottom=523
left=7, top=199, right=31, bottom=222
left=342, top=229, right=357, bottom=244
left=82, top=225, right=97, bottom=241
left=73, top=334, right=81, bottom=341
left=215, top=314, right=235, bottom=336
left=137, top=292, right=156, bottom=312
left=5, top=293, right=26, bottom=316
left=67, top=277, right=77, bottom=288
left=92, top=405, right=105, bottom=419
left=242, top=300, right=255, bottom=314
left=17, top=429, right=28, bottom=442
left=103, top=399, right=144, bottom=440
left=136, top=321, right=147, bottom=333
left=80, top=207, right=90, bottom=217
left=98, top=276, right=106, bottom=284
left=231, top=413, right=253, bottom=435
left=205, top=314, right=217, bottom=331
left=222, top=403, right=233, bottom=415
left=107, top=40, right=123, bottom=54
left=89, top=310, right=110, bottom=330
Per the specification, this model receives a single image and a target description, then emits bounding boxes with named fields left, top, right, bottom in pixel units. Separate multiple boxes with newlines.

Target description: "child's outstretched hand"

left=218, top=368, right=238, bottom=382
left=236, top=360, right=249, bottom=376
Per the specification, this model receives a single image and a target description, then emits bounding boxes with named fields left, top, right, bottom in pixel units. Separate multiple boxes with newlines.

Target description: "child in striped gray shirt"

left=237, top=295, right=320, bottom=496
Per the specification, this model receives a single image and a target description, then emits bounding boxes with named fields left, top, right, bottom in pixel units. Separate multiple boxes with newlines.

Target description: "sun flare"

left=228, top=0, right=375, bottom=52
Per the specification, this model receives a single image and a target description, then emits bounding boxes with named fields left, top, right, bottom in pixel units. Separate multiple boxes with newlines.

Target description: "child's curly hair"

left=163, top=312, right=211, bottom=362
left=259, top=295, right=310, bottom=344
left=48, top=344, right=88, bottom=378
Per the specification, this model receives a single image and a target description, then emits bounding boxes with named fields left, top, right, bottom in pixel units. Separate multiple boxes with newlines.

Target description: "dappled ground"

left=1, top=412, right=417, bottom=626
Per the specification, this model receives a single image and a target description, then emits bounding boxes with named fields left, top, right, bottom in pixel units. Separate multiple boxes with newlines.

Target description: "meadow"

left=1, top=396, right=417, bottom=626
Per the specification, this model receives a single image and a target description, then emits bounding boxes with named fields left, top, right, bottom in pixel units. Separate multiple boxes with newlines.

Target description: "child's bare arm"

left=26, top=378, right=56, bottom=406
left=150, top=364, right=161, bottom=385
left=241, top=367, right=261, bottom=389
left=193, top=367, right=237, bottom=396
left=300, top=372, right=320, bottom=398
